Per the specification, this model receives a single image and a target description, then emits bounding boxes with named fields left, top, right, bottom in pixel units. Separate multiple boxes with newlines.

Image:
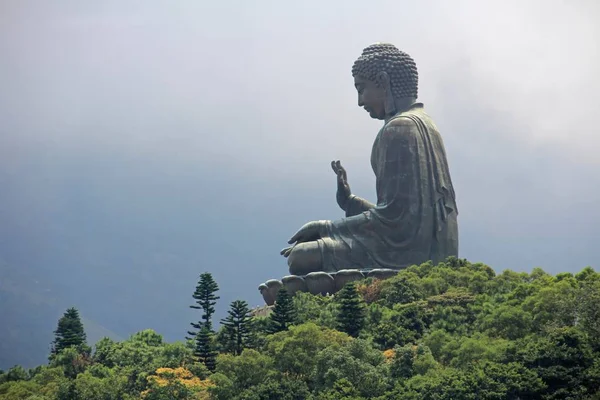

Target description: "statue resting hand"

left=280, top=160, right=350, bottom=259
left=280, top=220, right=331, bottom=258
left=280, top=160, right=350, bottom=261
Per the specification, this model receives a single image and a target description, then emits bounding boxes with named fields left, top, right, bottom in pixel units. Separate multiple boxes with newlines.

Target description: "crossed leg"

left=286, top=241, right=324, bottom=276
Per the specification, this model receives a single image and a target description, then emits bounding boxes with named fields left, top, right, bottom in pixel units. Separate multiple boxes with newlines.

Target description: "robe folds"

left=318, top=103, right=459, bottom=271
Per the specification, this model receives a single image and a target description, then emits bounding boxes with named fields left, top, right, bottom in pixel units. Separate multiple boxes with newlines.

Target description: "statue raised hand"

left=332, top=160, right=352, bottom=212
left=331, top=160, right=375, bottom=218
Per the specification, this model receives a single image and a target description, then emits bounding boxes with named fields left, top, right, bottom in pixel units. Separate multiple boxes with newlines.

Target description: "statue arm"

left=345, top=195, right=376, bottom=217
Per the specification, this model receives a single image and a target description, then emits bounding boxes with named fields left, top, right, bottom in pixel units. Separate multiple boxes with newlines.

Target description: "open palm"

left=331, top=160, right=352, bottom=211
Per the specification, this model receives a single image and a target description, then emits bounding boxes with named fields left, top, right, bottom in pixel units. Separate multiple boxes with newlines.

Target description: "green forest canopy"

left=1, top=258, right=599, bottom=399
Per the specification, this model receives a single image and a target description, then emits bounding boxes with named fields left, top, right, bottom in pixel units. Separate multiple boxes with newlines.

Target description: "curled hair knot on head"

left=352, top=43, right=419, bottom=99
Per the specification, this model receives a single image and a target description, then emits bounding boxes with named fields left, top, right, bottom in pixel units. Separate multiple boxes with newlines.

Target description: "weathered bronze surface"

left=259, top=43, right=459, bottom=304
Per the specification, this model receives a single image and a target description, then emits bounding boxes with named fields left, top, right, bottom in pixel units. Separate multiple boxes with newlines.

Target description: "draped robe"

left=318, top=102, right=459, bottom=271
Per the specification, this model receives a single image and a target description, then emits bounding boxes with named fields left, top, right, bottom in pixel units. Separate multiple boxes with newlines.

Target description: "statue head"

left=352, top=43, right=419, bottom=120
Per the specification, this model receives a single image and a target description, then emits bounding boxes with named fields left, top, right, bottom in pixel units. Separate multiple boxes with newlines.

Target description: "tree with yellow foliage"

left=143, top=367, right=214, bottom=400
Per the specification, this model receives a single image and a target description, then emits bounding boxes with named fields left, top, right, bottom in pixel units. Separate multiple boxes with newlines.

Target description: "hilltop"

left=1, top=258, right=599, bottom=399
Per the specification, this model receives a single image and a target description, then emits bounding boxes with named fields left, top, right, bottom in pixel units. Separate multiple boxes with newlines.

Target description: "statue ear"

left=376, top=71, right=396, bottom=116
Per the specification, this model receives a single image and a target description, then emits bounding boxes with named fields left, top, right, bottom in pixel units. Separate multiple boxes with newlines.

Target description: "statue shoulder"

left=386, top=116, right=417, bottom=129
left=382, top=115, right=419, bottom=139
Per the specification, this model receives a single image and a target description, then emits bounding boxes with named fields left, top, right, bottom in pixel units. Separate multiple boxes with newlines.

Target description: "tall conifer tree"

left=220, top=300, right=254, bottom=355
left=336, top=282, right=365, bottom=337
left=50, top=307, right=87, bottom=356
left=267, top=288, right=296, bottom=334
left=187, top=272, right=220, bottom=339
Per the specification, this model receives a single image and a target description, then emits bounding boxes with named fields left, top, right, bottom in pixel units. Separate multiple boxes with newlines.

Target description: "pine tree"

left=195, top=326, right=217, bottom=372
left=336, top=282, right=365, bottom=337
left=187, top=272, right=220, bottom=339
left=267, top=288, right=296, bottom=334
left=220, top=300, right=254, bottom=355
left=50, top=307, right=87, bottom=355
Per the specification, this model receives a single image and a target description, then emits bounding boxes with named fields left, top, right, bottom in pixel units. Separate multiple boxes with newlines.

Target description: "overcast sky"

left=1, top=0, right=599, bottom=339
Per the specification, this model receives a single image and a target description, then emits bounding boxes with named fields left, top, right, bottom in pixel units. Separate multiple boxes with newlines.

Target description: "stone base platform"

left=258, top=268, right=399, bottom=305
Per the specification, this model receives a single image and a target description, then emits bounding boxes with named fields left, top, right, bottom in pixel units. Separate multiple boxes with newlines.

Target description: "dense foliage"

left=2, top=259, right=600, bottom=399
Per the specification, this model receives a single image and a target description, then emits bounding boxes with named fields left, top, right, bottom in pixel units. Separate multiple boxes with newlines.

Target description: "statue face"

left=354, top=75, right=387, bottom=120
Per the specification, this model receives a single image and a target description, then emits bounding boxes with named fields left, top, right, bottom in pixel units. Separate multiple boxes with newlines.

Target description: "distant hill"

left=0, top=259, right=122, bottom=369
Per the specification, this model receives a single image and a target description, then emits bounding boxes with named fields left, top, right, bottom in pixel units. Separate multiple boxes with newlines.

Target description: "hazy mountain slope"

left=0, top=259, right=122, bottom=369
